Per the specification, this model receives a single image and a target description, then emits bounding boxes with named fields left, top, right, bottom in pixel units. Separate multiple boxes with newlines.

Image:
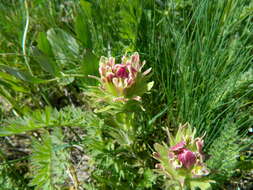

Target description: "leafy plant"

left=29, top=128, right=70, bottom=190
left=153, top=124, right=213, bottom=190
left=0, top=106, right=89, bottom=137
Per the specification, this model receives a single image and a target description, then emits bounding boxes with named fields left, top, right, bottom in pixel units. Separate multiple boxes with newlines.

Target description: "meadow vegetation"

left=0, top=0, right=252, bottom=189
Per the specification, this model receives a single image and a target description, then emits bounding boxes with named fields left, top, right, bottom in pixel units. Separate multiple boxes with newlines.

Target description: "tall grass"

left=139, top=0, right=252, bottom=136
left=139, top=0, right=253, bottom=185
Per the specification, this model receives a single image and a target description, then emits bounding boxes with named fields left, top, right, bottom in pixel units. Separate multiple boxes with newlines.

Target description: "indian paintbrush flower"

left=153, top=123, right=214, bottom=190
left=97, top=52, right=153, bottom=102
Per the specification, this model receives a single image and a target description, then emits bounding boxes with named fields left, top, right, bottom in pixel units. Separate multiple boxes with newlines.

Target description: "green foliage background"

left=0, top=0, right=252, bottom=189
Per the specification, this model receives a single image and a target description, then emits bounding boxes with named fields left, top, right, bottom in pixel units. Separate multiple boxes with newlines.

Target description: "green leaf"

left=37, top=32, right=54, bottom=57
left=31, top=47, right=59, bottom=76
left=164, top=180, right=181, bottom=190
left=188, top=180, right=213, bottom=190
left=0, top=71, right=28, bottom=93
left=81, top=51, right=99, bottom=85
left=80, top=0, right=92, bottom=18
left=94, top=105, right=115, bottom=113
left=29, top=128, right=69, bottom=190
left=0, top=65, right=45, bottom=84
left=47, top=28, right=79, bottom=65
left=137, top=169, right=156, bottom=188
left=0, top=79, right=27, bottom=93
left=107, top=126, right=133, bottom=146
left=154, top=143, right=168, bottom=160
left=148, top=106, right=168, bottom=125
left=0, top=106, right=91, bottom=137
left=0, top=71, right=22, bottom=83
left=207, top=122, right=242, bottom=180
left=75, top=11, right=92, bottom=48
left=118, top=0, right=142, bottom=50
left=58, top=77, right=75, bottom=86
left=0, top=162, right=30, bottom=190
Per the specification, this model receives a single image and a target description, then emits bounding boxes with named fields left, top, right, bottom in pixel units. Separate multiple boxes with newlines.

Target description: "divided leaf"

left=29, top=128, right=69, bottom=190
left=0, top=106, right=90, bottom=137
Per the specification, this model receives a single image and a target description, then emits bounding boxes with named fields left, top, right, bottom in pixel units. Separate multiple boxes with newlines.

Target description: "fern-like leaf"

left=29, top=128, right=69, bottom=190
left=207, top=121, right=242, bottom=181
left=0, top=106, right=90, bottom=136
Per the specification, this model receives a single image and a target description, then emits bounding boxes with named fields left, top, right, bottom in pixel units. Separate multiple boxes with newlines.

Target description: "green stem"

left=22, top=0, right=33, bottom=75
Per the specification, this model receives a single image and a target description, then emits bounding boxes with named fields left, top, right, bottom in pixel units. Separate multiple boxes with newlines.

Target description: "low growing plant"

left=84, top=52, right=214, bottom=190
left=153, top=123, right=213, bottom=190
left=84, top=52, right=156, bottom=189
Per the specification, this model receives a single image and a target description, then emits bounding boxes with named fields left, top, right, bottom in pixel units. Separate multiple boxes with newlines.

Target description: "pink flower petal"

left=170, top=141, right=186, bottom=152
left=132, top=96, right=141, bottom=101
left=131, top=52, right=139, bottom=63
left=142, top=67, right=152, bottom=76
left=115, top=65, right=129, bottom=78
left=108, top=57, right=115, bottom=66
left=168, top=151, right=175, bottom=159
left=195, top=138, right=204, bottom=153
left=178, top=149, right=196, bottom=169
left=105, top=72, right=114, bottom=81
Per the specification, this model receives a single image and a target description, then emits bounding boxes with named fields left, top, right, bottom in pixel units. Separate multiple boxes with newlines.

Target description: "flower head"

left=98, top=52, right=152, bottom=102
left=153, top=123, right=212, bottom=189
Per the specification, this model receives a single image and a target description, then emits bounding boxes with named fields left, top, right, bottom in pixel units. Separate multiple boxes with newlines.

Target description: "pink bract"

left=170, top=141, right=186, bottom=152
left=195, top=138, right=204, bottom=153
left=115, top=65, right=129, bottom=78
left=178, top=148, right=196, bottom=169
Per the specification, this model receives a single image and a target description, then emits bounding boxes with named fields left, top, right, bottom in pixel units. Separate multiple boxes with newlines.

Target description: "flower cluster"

left=87, top=51, right=213, bottom=189
left=153, top=123, right=211, bottom=189
left=98, top=52, right=152, bottom=102
left=167, top=138, right=209, bottom=176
